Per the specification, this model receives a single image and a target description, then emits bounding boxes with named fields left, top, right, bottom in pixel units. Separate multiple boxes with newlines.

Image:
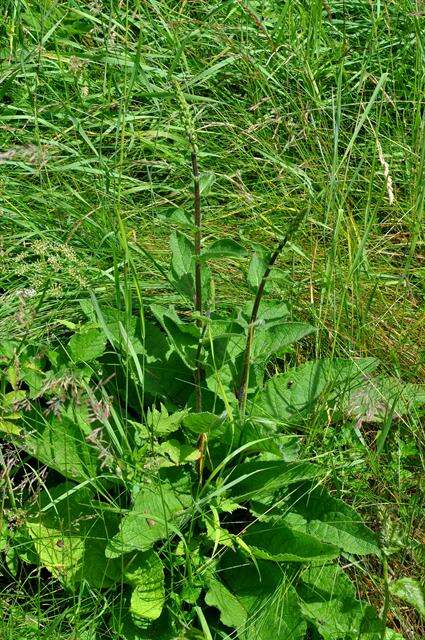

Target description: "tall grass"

left=0, top=1, right=424, bottom=638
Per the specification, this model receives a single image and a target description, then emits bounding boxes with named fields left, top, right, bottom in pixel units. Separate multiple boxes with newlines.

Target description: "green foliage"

left=3, top=297, right=420, bottom=637
left=1, top=1, right=424, bottom=637
left=389, top=578, right=425, bottom=619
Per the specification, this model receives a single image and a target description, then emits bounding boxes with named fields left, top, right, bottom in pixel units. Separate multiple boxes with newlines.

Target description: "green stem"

left=237, top=211, right=307, bottom=415
left=380, top=551, right=390, bottom=640
left=191, top=149, right=203, bottom=414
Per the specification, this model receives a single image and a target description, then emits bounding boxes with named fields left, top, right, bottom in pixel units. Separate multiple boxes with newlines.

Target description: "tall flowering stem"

left=173, top=79, right=206, bottom=478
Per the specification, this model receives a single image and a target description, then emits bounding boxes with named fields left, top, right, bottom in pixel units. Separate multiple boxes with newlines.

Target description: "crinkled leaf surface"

left=251, top=322, right=315, bottom=362
left=20, top=410, right=99, bottom=482
left=243, top=520, right=340, bottom=562
left=26, top=483, right=121, bottom=588
left=68, top=327, right=106, bottom=363
left=282, top=485, right=380, bottom=556
left=124, top=550, right=165, bottom=622
left=106, top=469, right=192, bottom=557
left=252, top=358, right=379, bottom=425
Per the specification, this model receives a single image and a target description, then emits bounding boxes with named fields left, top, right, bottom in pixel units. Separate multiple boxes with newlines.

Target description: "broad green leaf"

left=234, top=418, right=301, bottom=456
left=106, top=470, right=192, bottom=557
left=0, top=419, right=22, bottom=435
left=183, top=412, right=224, bottom=435
left=110, top=607, right=173, bottom=640
left=0, top=392, right=23, bottom=434
left=205, top=578, right=247, bottom=629
left=241, top=299, right=290, bottom=325
left=297, top=563, right=385, bottom=639
left=208, top=555, right=307, bottom=639
left=201, top=239, right=247, bottom=260
left=125, top=550, right=165, bottom=622
left=20, top=409, right=99, bottom=482
left=26, top=483, right=121, bottom=588
left=68, top=327, right=106, bottom=363
left=169, top=232, right=212, bottom=304
left=252, top=322, right=315, bottom=362
left=159, top=207, right=194, bottom=229
left=282, top=485, right=380, bottom=556
left=389, top=577, right=425, bottom=618
left=146, top=404, right=188, bottom=436
left=243, top=521, right=340, bottom=562
left=143, top=320, right=193, bottom=403
left=252, top=358, right=379, bottom=425
left=226, top=460, right=322, bottom=499
left=158, top=439, right=200, bottom=465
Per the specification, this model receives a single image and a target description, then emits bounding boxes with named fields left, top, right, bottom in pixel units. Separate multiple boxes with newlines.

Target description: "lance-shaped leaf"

left=169, top=231, right=212, bottom=304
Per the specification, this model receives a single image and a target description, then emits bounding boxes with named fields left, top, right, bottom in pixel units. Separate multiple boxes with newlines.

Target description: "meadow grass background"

left=0, top=1, right=424, bottom=638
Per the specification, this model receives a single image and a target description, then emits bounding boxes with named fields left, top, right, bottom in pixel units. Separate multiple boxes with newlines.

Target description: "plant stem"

left=380, top=550, right=390, bottom=640
left=173, top=78, right=206, bottom=480
left=237, top=212, right=307, bottom=415
left=191, top=149, right=203, bottom=414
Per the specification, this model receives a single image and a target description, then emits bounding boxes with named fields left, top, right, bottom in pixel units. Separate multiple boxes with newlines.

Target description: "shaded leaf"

left=208, top=555, right=307, bottom=639
left=150, top=304, right=199, bottom=370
